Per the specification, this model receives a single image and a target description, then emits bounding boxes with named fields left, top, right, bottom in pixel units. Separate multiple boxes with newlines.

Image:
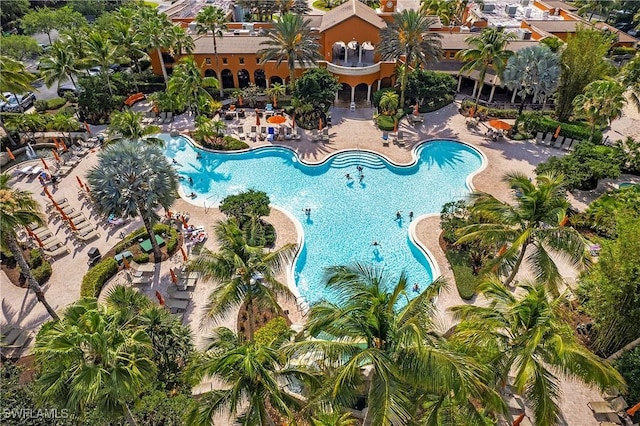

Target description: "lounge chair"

left=167, top=287, right=192, bottom=300
left=564, top=138, right=575, bottom=151
left=285, top=127, right=292, bottom=140
left=396, top=131, right=405, bottom=146
left=75, top=229, right=100, bottom=242
left=293, top=128, right=301, bottom=140
left=543, top=133, right=553, bottom=145
left=535, top=132, right=543, bottom=144
left=260, top=126, right=267, bottom=139
left=237, top=126, right=246, bottom=140
left=321, top=128, right=329, bottom=142
left=29, top=166, right=43, bottom=177
left=131, top=261, right=155, bottom=273
left=42, top=245, right=70, bottom=259
left=132, top=275, right=151, bottom=286
left=250, top=126, right=257, bottom=141
left=166, top=298, right=189, bottom=312
left=16, top=165, right=34, bottom=177
left=158, top=112, right=167, bottom=123
left=164, top=112, right=173, bottom=123
left=310, top=129, right=319, bottom=142
left=553, top=136, right=564, bottom=148
left=32, top=227, right=52, bottom=237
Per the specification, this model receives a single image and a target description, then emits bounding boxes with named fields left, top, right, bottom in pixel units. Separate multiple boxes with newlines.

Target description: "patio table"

left=139, top=235, right=165, bottom=253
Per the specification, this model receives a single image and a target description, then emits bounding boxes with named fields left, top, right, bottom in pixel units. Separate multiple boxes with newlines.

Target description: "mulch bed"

left=1, top=248, right=39, bottom=288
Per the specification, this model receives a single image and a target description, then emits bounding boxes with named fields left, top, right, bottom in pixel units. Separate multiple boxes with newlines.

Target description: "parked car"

left=1, top=92, right=36, bottom=112
left=87, top=65, right=120, bottom=76
left=57, top=84, right=79, bottom=97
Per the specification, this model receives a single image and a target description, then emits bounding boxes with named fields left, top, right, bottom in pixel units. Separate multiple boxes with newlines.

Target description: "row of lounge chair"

left=311, top=128, right=330, bottom=142
left=381, top=131, right=405, bottom=147
left=26, top=222, right=70, bottom=260
left=238, top=126, right=302, bottom=142
left=534, top=132, right=577, bottom=151
left=144, top=111, right=174, bottom=124
left=48, top=197, right=100, bottom=243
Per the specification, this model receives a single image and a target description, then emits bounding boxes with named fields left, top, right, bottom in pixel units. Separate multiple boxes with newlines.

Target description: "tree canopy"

left=292, top=68, right=341, bottom=109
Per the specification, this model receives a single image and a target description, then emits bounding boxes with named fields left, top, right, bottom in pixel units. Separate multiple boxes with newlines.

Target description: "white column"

left=511, top=90, right=517, bottom=104
left=344, top=48, right=348, bottom=65
left=358, top=45, right=363, bottom=64
left=488, top=85, right=496, bottom=103
left=265, top=77, right=270, bottom=89
left=350, top=86, right=355, bottom=103
left=366, top=84, right=372, bottom=102
left=335, top=90, right=339, bottom=102
left=377, top=80, right=381, bottom=91
left=457, top=75, right=463, bottom=92
left=471, top=80, right=478, bottom=98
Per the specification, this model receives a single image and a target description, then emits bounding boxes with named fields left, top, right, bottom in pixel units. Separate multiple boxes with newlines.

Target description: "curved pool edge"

left=408, top=213, right=442, bottom=281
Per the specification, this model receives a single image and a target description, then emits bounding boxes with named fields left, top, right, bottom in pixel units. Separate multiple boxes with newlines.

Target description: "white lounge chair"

left=535, top=132, right=543, bottom=144
left=543, top=133, right=553, bottom=145
left=553, top=136, right=565, bottom=148
left=237, top=126, right=246, bottom=140
left=311, top=129, right=319, bottom=142
left=321, top=128, right=329, bottom=142
left=563, top=138, right=574, bottom=151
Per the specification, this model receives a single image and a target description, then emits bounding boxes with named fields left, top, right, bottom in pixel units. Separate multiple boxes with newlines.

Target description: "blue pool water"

left=160, top=135, right=483, bottom=304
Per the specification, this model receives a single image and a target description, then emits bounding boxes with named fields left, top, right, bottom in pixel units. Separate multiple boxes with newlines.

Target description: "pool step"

left=330, top=154, right=386, bottom=170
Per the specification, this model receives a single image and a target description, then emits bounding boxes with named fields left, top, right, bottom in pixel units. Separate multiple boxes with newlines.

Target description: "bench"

left=114, top=250, right=133, bottom=265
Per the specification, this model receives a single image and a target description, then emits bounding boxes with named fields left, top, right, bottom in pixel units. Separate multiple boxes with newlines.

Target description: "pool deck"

left=3, top=98, right=639, bottom=425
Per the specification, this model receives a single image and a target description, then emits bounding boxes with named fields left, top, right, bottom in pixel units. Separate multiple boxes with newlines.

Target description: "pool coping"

left=170, top=133, right=488, bottom=304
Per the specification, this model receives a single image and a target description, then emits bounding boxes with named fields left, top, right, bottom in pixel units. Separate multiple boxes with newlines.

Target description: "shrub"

left=255, top=317, right=291, bottom=346
left=611, top=46, right=637, bottom=56
left=29, top=249, right=43, bottom=268
left=461, top=100, right=518, bottom=119
left=446, top=250, right=480, bottom=300
left=47, top=97, right=67, bottom=110
left=614, top=346, right=640, bottom=404
left=81, top=257, right=119, bottom=297
left=373, top=88, right=398, bottom=108
left=514, top=112, right=599, bottom=143
left=133, top=253, right=150, bottom=263
left=376, top=114, right=396, bottom=131
left=31, top=262, right=52, bottom=284
left=34, top=99, right=48, bottom=112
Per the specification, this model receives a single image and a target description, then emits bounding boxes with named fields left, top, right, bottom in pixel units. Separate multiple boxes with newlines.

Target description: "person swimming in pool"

left=172, top=158, right=178, bottom=164
left=188, top=192, right=197, bottom=199
left=188, top=177, right=193, bottom=185
left=409, top=211, right=414, bottom=221
left=196, top=152, right=202, bottom=159
left=413, top=283, right=420, bottom=293
left=345, top=173, right=352, bottom=180
left=395, top=211, right=402, bottom=220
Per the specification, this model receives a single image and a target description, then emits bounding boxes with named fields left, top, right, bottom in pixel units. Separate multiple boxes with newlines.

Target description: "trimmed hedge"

left=376, top=114, right=396, bottom=131
left=514, top=112, right=600, bottom=143
left=47, top=97, right=67, bottom=110
left=461, top=100, right=518, bottom=119
left=255, top=317, right=291, bottom=346
left=202, top=135, right=249, bottom=151
left=81, top=257, right=119, bottom=297
left=446, top=249, right=481, bottom=300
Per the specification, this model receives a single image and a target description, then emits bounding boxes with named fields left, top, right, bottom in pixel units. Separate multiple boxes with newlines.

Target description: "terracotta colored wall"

left=320, top=16, right=382, bottom=63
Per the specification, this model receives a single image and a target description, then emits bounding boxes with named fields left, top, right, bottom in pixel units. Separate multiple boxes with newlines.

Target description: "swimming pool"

left=161, top=135, right=484, bottom=305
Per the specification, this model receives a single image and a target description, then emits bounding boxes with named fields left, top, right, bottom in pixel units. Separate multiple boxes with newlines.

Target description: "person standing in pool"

left=409, top=211, right=414, bottom=221
left=345, top=173, right=352, bottom=180
left=359, top=174, right=364, bottom=183
left=357, top=165, right=363, bottom=175
left=395, top=211, right=402, bottom=220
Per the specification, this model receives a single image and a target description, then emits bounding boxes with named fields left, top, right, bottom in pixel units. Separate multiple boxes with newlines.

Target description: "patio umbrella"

left=40, top=157, right=49, bottom=169
left=181, top=215, right=189, bottom=229
left=53, top=138, right=60, bottom=150
left=469, top=106, right=475, bottom=118
left=238, top=95, right=243, bottom=106
left=59, top=139, right=68, bottom=151
left=319, top=118, right=323, bottom=130
left=67, top=218, right=77, bottom=231
left=256, top=114, right=260, bottom=126
left=291, top=116, right=296, bottom=129
left=32, top=233, right=43, bottom=247
left=627, top=401, right=640, bottom=417
left=169, top=268, right=178, bottom=284
left=180, top=246, right=188, bottom=261
left=512, top=413, right=526, bottom=426
left=267, top=115, right=286, bottom=124
left=25, top=227, right=35, bottom=237
left=84, top=184, right=91, bottom=193
left=51, top=149, right=61, bottom=162
left=166, top=210, right=173, bottom=218
left=84, top=121, right=92, bottom=135
left=413, top=104, right=419, bottom=116
left=43, top=185, right=53, bottom=200
left=553, top=125, right=562, bottom=138
left=155, top=290, right=165, bottom=306
left=488, top=119, right=512, bottom=131
left=5, top=147, right=15, bottom=160
left=76, top=176, right=84, bottom=189
left=123, top=257, right=130, bottom=269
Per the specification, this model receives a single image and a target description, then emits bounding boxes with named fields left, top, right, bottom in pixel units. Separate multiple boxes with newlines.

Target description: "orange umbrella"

left=488, top=120, right=512, bottom=131
left=238, top=95, right=243, bottom=106
left=6, top=147, right=15, bottom=160
left=60, top=139, right=68, bottom=151
left=123, top=257, right=131, bottom=269
left=256, top=114, right=260, bottom=126
left=40, top=157, right=49, bottom=169
left=166, top=210, right=173, bottom=218
left=33, top=233, right=43, bottom=247
left=554, top=125, right=561, bottom=139
left=627, top=401, right=640, bottom=417
left=25, top=227, right=35, bottom=237
left=53, top=138, right=60, bottom=150
left=291, top=115, right=296, bottom=129
left=43, top=185, right=53, bottom=199
left=469, top=106, right=475, bottom=118
left=267, top=115, right=286, bottom=124
left=155, top=290, right=165, bottom=306
left=84, top=121, right=92, bottom=135
left=181, top=215, right=188, bottom=229
left=413, top=104, right=419, bottom=116
left=180, top=246, right=188, bottom=261
left=67, top=218, right=77, bottom=231
left=512, top=413, right=526, bottom=426
left=169, top=268, right=178, bottom=284
left=76, top=176, right=84, bottom=189
left=51, top=149, right=61, bottom=162
left=318, top=118, right=323, bottom=130
left=84, top=184, right=91, bottom=193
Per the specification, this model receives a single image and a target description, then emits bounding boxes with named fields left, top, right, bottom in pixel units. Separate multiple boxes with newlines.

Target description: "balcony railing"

left=325, top=61, right=381, bottom=76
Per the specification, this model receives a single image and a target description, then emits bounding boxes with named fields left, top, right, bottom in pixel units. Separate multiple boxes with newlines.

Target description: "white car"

left=1, top=92, right=36, bottom=112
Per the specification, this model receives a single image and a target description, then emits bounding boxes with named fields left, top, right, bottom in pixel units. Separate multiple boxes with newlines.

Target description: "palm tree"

left=186, top=326, right=315, bottom=425
left=420, top=0, right=456, bottom=26
left=502, top=45, right=561, bottom=116
left=0, top=175, right=59, bottom=320
left=376, top=10, right=442, bottom=107
left=167, top=56, right=219, bottom=118
left=6, top=113, right=45, bottom=143
left=109, top=12, right=148, bottom=88
left=310, top=411, right=358, bottom=426
left=38, top=41, right=80, bottom=91
left=50, top=113, right=80, bottom=145
left=107, top=110, right=162, bottom=144
left=455, top=172, right=589, bottom=291
left=135, top=8, right=173, bottom=88
left=0, top=55, right=35, bottom=144
left=451, top=277, right=626, bottom=426
left=168, top=24, right=195, bottom=57
left=378, top=90, right=399, bottom=115
left=34, top=298, right=156, bottom=426
left=456, top=27, right=517, bottom=109
left=189, top=219, right=296, bottom=340
left=573, top=79, right=627, bottom=141
left=87, top=141, right=178, bottom=263
left=289, top=264, right=503, bottom=426
left=195, top=5, right=227, bottom=98
left=258, top=13, right=322, bottom=89
left=82, top=30, right=124, bottom=95
left=266, top=82, right=286, bottom=107
left=619, top=54, right=640, bottom=111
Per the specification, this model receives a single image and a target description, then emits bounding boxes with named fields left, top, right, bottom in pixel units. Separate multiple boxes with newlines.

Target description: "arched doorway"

left=380, top=77, right=393, bottom=89
left=337, top=83, right=351, bottom=103
left=221, top=69, right=234, bottom=89
left=237, top=69, right=250, bottom=88
left=270, top=76, right=284, bottom=86
left=354, top=83, right=368, bottom=102
left=204, top=69, right=217, bottom=78
left=254, top=69, right=266, bottom=88
left=361, top=41, right=375, bottom=65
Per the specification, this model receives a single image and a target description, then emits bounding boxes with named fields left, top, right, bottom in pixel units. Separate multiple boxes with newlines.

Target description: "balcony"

left=325, top=61, right=381, bottom=76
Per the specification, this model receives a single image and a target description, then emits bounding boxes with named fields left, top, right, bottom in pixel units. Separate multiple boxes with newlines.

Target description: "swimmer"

left=371, top=241, right=380, bottom=246
left=196, top=152, right=202, bottom=159
left=188, top=192, right=197, bottom=199
left=395, top=211, right=402, bottom=220
left=188, top=177, right=194, bottom=185
left=172, top=158, right=178, bottom=164
left=305, top=208, right=311, bottom=216
left=178, top=175, right=186, bottom=181
left=359, top=174, right=364, bottom=182
left=409, top=211, right=414, bottom=221
left=345, top=173, right=352, bottom=180
left=357, top=165, right=363, bottom=174
left=413, top=283, right=420, bottom=293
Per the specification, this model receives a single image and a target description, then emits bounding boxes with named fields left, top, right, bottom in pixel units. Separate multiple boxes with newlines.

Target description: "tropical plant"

left=82, top=30, right=125, bottom=95
left=377, top=10, right=442, bottom=107
left=185, top=326, right=315, bottom=425
left=266, top=82, right=286, bottom=107
left=34, top=298, right=156, bottom=426
left=451, top=277, right=626, bottom=426
left=619, top=54, right=640, bottom=111
left=0, top=54, right=35, bottom=95
left=50, top=113, right=80, bottom=145
left=258, top=13, right=322, bottom=88
left=455, top=172, right=589, bottom=291
left=38, top=41, right=80, bottom=91
left=1, top=34, right=42, bottom=61
left=289, top=264, right=504, bottom=426
left=168, top=24, right=195, bottom=58
left=0, top=175, right=58, bottom=320
left=107, top=109, right=162, bottom=144
left=614, top=346, right=640, bottom=404
left=189, top=219, right=296, bottom=340
left=572, top=79, right=626, bottom=141
left=456, top=27, right=516, bottom=109
left=555, top=27, right=614, bottom=122
left=5, top=113, right=45, bottom=142
left=195, top=5, right=227, bottom=97
left=420, top=0, right=456, bottom=26
left=20, top=6, right=85, bottom=44
left=167, top=56, right=219, bottom=117
left=108, top=9, right=149, bottom=84
left=378, top=90, right=399, bottom=115
left=502, top=45, right=561, bottom=116
left=134, top=8, right=174, bottom=87
left=310, top=411, right=359, bottom=426
left=87, top=141, right=178, bottom=263
left=292, top=68, right=341, bottom=109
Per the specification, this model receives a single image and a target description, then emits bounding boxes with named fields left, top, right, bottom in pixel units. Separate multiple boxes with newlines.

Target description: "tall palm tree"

left=50, top=113, right=80, bottom=145
left=5, top=113, right=45, bottom=143
left=0, top=175, right=59, bottom=320
left=573, top=79, right=627, bottom=141
left=167, top=56, right=219, bottom=118
left=289, top=264, right=503, bottom=426
left=186, top=326, right=315, bottom=425
left=109, top=12, right=148, bottom=87
left=0, top=55, right=35, bottom=144
left=195, top=5, right=227, bottom=98
left=451, top=277, right=627, bottom=426
left=456, top=27, right=516, bottom=109
left=502, top=45, right=561, bottom=115
left=82, top=30, right=125, bottom=95
left=455, top=172, right=589, bottom=291
left=189, top=219, right=296, bottom=340
left=38, top=41, right=80, bottom=91
left=168, top=24, right=195, bottom=57
left=420, top=0, right=457, bottom=26
left=34, top=298, right=156, bottom=426
left=379, top=90, right=399, bottom=115
left=107, top=110, right=161, bottom=144
left=376, top=10, right=442, bottom=107
left=265, top=82, right=286, bottom=107
left=87, top=141, right=178, bottom=263
left=258, top=13, right=322, bottom=89
left=619, top=54, right=640, bottom=112
left=135, top=8, right=173, bottom=88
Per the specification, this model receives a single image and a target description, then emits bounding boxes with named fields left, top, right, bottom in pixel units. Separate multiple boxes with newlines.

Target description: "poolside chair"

left=250, top=126, right=257, bottom=141
left=158, top=112, right=167, bottom=123
left=553, top=136, right=565, bottom=149
left=293, top=128, right=301, bottom=140
left=260, top=126, right=267, bottom=139
left=237, top=126, right=246, bottom=140
left=131, top=261, right=155, bottom=274
left=311, top=129, right=319, bottom=142
left=396, top=131, right=405, bottom=147
left=132, top=275, right=151, bottom=286
left=543, top=133, right=553, bottom=145
left=166, top=298, right=189, bottom=313
left=16, top=165, right=33, bottom=177
left=563, top=138, right=574, bottom=151
left=321, top=128, right=329, bottom=142
left=164, top=112, right=173, bottom=123
left=42, top=245, right=70, bottom=260
left=535, top=132, right=544, bottom=144
left=568, top=139, right=578, bottom=151
left=75, top=229, right=100, bottom=242
left=285, top=127, right=293, bottom=140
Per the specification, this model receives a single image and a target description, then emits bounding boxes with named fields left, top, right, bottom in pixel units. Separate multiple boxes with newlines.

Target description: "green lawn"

left=445, top=249, right=481, bottom=300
